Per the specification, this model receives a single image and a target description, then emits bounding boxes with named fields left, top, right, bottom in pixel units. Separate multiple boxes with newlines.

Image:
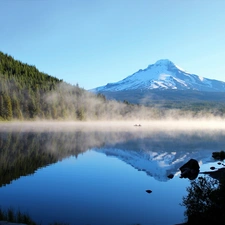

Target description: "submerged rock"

left=146, top=190, right=152, bottom=194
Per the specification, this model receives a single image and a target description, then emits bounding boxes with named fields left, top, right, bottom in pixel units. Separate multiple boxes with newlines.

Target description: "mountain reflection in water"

left=1, top=122, right=225, bottom=225
left=0, top=122, right=225, bottom=186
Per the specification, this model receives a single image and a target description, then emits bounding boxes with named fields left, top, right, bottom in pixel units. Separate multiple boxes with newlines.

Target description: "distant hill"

left=98, top=89, right=225, bottom=106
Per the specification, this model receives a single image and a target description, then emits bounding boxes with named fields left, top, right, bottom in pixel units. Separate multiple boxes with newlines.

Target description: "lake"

left=0, top=121, right=225, bottom=225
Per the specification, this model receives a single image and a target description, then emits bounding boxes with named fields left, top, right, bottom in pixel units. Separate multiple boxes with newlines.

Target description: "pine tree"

left=4, top=94, right=12, bottom=120
left=0, top=95, right=4, bottom=119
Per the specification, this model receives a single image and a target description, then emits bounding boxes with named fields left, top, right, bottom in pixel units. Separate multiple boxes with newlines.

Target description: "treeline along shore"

left=1, top=51, right=225, bottom=121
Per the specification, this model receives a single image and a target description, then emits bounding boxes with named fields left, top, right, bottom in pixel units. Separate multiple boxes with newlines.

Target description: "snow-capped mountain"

left=92, top=59, right=225, bottom=92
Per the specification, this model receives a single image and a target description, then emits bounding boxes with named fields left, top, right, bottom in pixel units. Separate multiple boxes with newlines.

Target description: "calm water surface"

left=0, top=121, right=225, bottom=225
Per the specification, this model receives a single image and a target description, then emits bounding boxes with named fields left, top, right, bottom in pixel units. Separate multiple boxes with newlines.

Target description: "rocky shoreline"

left=202, top=167, right=225, bottom=180
left=205, top=150, right=225, bottom=181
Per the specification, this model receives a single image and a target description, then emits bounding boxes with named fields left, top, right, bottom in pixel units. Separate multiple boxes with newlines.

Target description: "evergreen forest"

left=0, top=51, right=149, bottom=121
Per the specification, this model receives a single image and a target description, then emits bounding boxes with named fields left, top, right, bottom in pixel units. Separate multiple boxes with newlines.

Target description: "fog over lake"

left=0, top=120, right=225, bottom=225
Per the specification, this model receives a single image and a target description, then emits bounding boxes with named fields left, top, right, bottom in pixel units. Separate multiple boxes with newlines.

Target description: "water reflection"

left=0, top=130, right=105, bottom=187
left=1, top=122, right=225, bottom=225
left=1, top=124, right=225, bottom=186
left=94, top=130, right=225, bottom=181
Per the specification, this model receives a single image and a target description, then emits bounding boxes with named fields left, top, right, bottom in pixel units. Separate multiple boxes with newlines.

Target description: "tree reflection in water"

left=182, top=175, right=225, bottom=225
left=0, top=130, right=106, bottom=187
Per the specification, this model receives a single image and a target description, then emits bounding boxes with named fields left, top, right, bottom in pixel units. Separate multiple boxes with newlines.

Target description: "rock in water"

left=212, top=151, right=225, bottom=160
left=179, top=159, right=200, bottom=180
left=167, top=174, right=174, bottom=179
left=146, top=190, right=152, bottom=194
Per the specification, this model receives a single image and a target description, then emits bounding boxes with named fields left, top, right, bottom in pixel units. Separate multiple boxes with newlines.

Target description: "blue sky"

left=1, top=0, right=225, bottom=90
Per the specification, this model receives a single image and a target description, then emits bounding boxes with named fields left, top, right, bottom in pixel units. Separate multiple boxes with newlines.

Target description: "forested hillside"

left=0, top=52, right=152, bottom=121
left=0, top=52, right=63, bottom=120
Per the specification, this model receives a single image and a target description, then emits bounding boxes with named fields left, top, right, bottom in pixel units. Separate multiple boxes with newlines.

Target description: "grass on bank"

left=0, top=208, right=69, bottom=225
left=0, top=208, right=36, bottom=225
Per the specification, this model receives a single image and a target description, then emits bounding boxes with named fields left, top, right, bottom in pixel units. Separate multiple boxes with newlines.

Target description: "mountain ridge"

left=91, top=59, right=225, bottom=93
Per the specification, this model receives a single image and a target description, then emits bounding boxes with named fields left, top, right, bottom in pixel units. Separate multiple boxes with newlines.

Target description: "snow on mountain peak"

left=91, top=59, right=225, bottom=92
left=146, top=59, right=176, bottom=71
left=154, top=59, right=175, bottom=66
